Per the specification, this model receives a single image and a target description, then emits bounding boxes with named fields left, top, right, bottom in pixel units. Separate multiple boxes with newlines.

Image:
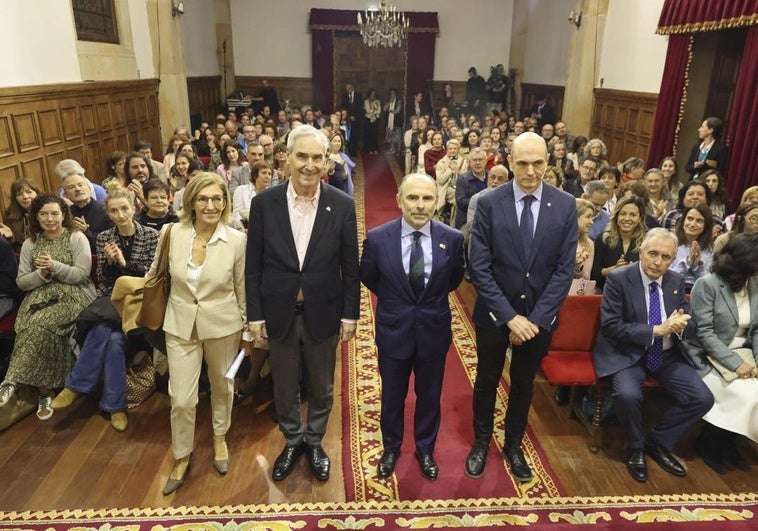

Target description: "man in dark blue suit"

left=361, top=174, right=465, bottom=481
left=593, top=228, right=713, bottom=482
left=467, top=132, right=577, bottom=483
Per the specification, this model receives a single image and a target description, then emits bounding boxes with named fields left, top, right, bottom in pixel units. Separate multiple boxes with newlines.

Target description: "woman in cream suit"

left=147, top=172, right=250, bottom=495
left=687, top=233, right=758, bottom=474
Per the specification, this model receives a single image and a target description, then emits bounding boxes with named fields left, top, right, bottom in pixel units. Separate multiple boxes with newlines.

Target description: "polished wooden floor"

left=1, top=284, right=756, bottom=512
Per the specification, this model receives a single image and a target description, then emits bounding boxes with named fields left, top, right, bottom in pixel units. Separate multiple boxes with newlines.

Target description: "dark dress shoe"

left=644, top=439, right=686, bottom=477
left=307, top=444, right=331, bottom=481
left=554, top=386, right=570, bottom=406
left=272, top=441, right=306, bottom=481
left=465, top=441, right=489, bottom=478
left=415, top=450, right=438, bottom=481
left=626, top=449, right=648, bottom=482
left=377, top=449, right=400, bottom=479
left=504, top=449, right=533, bottom=483
left=695, top=434, right=727, bottom=474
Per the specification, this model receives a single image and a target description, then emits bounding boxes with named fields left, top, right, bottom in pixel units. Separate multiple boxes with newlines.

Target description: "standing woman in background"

left=383, top=87, right=403, bottom=155
left=363, top=88, right=382, bottom=154
left=685, top=117, right=729, bottom=180
left=0, top=195, right=96, bottom=420
left=150, top=173, right=249, bottom=495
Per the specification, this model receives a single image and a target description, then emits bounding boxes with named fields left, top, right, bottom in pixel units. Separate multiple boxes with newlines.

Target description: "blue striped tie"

left=409, top=231, right=425, bottom=299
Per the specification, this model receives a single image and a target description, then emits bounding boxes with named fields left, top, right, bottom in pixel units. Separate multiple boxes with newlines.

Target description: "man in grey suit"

left=246, top=125, right=360, bottom=483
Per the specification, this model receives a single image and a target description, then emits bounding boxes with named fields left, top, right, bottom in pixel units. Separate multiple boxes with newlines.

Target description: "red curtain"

left=646, top=35, right=692, bottom=169
left=657, top=0, right=758, bottom=34
left=725, top=24, right=758, bottom=204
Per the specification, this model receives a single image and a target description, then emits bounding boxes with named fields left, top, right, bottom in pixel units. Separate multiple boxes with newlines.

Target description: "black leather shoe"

left=377, top=449, right=400, bottom=479
left=695, top=434, right=727, bottom=474
left=626, top=449, right=648, bottom=482
left=415, top=450, right=438, bottom=481
left=504, top=449, right=533, bottom=483
left=272, top=441, right=306, bottom=481
left=644, top=439, right=686, bottom=477
left=465, top=441, right=489, bottom=478
left=307, top=444, right=331, bottom=481
left=554, top=386, right=570, bottom=406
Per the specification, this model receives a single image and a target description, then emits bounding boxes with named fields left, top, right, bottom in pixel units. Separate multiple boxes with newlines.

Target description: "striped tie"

left=409, top=231, right=425, bottom=299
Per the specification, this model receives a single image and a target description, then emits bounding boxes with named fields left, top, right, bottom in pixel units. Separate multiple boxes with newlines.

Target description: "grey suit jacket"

left=686, top=274, right=758, bottom=376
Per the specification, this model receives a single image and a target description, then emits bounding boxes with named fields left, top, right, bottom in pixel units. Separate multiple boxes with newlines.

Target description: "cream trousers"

left=166, top=329, right=242, bottom=459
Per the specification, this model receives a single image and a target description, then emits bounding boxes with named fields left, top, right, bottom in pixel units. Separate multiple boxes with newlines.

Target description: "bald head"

left=509, top=132, right=548, bottom=194
left=488, top=165, right=509, bottom=188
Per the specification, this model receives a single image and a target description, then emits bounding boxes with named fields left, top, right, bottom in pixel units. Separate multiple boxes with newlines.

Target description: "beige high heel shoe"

left=162, top=454, right=192, bottom=495
left=213, top=435, right=229, bottom=475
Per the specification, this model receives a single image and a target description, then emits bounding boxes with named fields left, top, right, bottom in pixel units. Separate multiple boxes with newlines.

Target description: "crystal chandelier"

left=357, top=1, right=409, bottom=48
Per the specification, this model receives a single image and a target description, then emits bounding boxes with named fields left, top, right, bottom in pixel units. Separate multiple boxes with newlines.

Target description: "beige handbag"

left=707, top=348, right=756, bottom=383
left=136, top=224, right=173, bottom=330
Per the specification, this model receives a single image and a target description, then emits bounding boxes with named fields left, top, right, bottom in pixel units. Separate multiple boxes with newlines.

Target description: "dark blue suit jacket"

left=592, top=264, right=697, bottom=378
left=360, top=219, right=465, bottom=361
left=469, top=181, right=577, bottom=332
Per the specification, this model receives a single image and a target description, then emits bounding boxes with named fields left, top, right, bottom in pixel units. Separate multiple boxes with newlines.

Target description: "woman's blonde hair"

left=103, top=180, right=135, bottom=208
left=575, top=198, right=594, bottom=248
left=177, top=172, right=232, bottom=224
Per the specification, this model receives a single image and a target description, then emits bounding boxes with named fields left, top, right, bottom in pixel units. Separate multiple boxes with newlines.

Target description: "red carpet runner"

left=343, top=153, right=562, bottom=502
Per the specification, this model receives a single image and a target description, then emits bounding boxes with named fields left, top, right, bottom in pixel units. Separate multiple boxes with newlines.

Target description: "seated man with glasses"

left=564, top=156, right=600, bottom=198
left=582, top=180, right=612, bottom=240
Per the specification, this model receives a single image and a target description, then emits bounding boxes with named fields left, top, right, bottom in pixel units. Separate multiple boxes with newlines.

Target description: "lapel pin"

left=673, top=290, right=678, bottom=295
left=326, top=206, right=331, bottom=212
left=439, top=243, right=446, bottom=249
left=547, top=202, right=552, bottom=207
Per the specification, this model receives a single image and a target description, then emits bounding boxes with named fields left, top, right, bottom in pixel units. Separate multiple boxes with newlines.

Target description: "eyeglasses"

left=260, top=143, right=273, bottom=148
left=746, top=216, right=758, bottom=224
left=195, top=196, right=225, bottom=208
left=581, top=166, right=597, bottom=172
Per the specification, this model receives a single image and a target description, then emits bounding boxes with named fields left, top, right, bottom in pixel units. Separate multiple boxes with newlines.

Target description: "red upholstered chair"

left=541, top=295, right=605, bottom=452
left=198, top=156, right=211, bottom=168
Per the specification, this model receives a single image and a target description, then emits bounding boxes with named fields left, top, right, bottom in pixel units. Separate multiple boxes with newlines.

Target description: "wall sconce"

left=172, top=1, right=185, bottom=17
left=568, top=10, right=582, bottom=28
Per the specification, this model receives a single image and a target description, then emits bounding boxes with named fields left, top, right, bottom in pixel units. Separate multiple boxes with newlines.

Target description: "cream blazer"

left=147, top=222, right=247, bottom=341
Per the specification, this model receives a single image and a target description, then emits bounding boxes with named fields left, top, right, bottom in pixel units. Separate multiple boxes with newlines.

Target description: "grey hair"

left=397, top=173, right=438, bottom=199
left=641, top=227, right=678, bottom=250
left=55, top=159, right=87, bottom=182
left=584, top=180, right=610, bottom=196
left=286, top=124, right=329, bottom=154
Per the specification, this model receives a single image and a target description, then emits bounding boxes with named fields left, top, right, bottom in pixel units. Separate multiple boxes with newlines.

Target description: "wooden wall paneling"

left=590, top=88, right=658, bottom=165
left=60, top=107, right=82, bottom=142
left=187, top=76, right=222, bottom=125
left=12, top=113, right=40, bottom=153
left=0, top=79, right=160, bottom=193
left=39, top=109, right=63, bottom=146
left=520, top=83, right=565, bottom=122
left=0, top=116, right=13, bottom=158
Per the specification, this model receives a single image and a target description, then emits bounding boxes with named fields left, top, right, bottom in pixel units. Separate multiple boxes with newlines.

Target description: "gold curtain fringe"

left=656, top=13, right=757, bottom=35
left=310, top=24, right=438, bottom=33
left=672, top=35, right=694, bottom=158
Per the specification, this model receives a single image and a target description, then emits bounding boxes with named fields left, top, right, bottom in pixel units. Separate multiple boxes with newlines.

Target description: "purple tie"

left=647, top=281, right=663, bottom=373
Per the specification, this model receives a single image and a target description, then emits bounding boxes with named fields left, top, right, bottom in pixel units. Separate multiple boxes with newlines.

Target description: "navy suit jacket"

left=360, top=219, right=465, bottom=361
left=245, top=182, right=360, bottom=342
left=469, top=181, right=578, bottom=332
left=592, top=264, right=697, bottom=378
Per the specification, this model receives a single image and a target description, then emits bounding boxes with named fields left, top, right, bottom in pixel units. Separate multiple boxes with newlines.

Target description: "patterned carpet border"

left=0, top=493, right=755, bottom=528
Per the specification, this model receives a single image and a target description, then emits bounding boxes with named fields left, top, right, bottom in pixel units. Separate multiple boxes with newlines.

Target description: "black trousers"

left=472, top=325, right=552, bottom=452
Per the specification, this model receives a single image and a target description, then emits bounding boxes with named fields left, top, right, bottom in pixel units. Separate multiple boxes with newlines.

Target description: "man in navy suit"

left=467, top=132, right=577, bottom=483
left=593, top=228, right=713, bottom=482
left=246, top=125, right=360, bottom=483
left=361, top=174, right=465, bottom=481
